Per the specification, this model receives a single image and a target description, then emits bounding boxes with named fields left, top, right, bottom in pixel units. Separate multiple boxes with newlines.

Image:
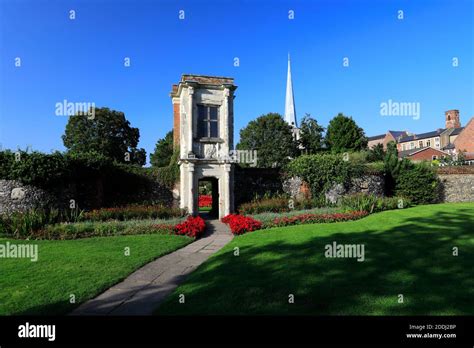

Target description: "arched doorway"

left=198, top=177, right=219, bottom=218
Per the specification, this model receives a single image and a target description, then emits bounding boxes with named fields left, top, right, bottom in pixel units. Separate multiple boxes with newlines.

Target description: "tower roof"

left=285, top=54, right=297, bottom=127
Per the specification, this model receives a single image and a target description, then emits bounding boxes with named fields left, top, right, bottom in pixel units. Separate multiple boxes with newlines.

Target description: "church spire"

left=285, top=53, right=297, bottom=127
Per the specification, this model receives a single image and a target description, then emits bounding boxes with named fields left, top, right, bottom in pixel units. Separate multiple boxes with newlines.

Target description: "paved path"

left=71, top=219, right=233, bottom=316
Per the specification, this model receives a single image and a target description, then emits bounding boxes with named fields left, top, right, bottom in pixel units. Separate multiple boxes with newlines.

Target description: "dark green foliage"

left=1, top=151, right=68, bottom=187
left=340, top=193, right=412, bottom=213
left=0, top=208, right=83, bottom=238
left=156, top=150, right=180, bottom=189
left=238, top=197, right=317, bottom=215
left=82, top=205, right=184, bottom=222
left=325, top=113, right=368, bottom=153
left=287, top=153, right=364, bottom=199
left=299, top=113, right=325, bottom=154
left=0, top=149, right=176, bottom=207
left=237, top=113, right=298, bottom=168
left=383, top=142, right=413, bottom=195
left=367, top=143, right=385, bottom=162
left=150, top=130, right=174, bottom=168
left=62, top=107, right=146, bottom=165
left=395, top=163, right=440, bottom=204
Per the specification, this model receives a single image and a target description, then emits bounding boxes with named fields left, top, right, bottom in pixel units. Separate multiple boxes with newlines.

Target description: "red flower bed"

left=198, top=195, right=212, bottom=208
left=222, top=211, right=368, bottom=235
left=222, top=214, right=262, bottom=235
left=175, top=216, right=206, bottom=238
left=267, top=211, right=369, bottom=228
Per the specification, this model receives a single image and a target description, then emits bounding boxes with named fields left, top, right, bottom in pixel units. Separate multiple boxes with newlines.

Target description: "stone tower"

left=445, top=109, right=461, bottom=129
left=170, top=75, right=237, bottom=218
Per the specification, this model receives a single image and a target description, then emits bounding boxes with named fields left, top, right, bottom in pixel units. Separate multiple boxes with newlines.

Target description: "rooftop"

left=367, top=134, right=385, bottom=141
left=170, top=74, right=236, bottom=96
left=181, top=74, right=234, bottom=85
left=399, top=129, right=446, bottom=143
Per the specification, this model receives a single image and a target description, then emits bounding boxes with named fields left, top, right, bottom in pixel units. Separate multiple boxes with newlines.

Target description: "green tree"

left=325, top=113, right=368, bottom=153
left=237, top=113, right=298, bottom=168
left=383, top=141, right=413, bottom=195
left=367, top=143, right=385, bottom=162
left=150, top=130, right=174, bottom=167
left=62, top=107, right=146, bottom=165
left=299, top=113, right=325, bottom=154
left=395, top=163, right=440, bottom=204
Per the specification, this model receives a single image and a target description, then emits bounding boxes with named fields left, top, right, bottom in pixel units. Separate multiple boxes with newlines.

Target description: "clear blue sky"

left=1, top=0, right=472, bottom=164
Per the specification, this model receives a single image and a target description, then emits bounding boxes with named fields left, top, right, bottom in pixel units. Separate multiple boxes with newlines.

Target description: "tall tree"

left=325, top=113, right=368, bottom=153
left=237, top=113, right=298, bottom=168
left=367, top=143, right=385, bottom=162
left=299, top=113, right=325, bottom=154
left=150, top=130, right=174, bottom=167
left=384, top=141, right=413, bottom=195
left=62, top=107, right=146, bottom=165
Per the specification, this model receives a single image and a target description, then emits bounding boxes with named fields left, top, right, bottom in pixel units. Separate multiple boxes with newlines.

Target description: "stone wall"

left=0, top=180, right=57, bottom=214
left=439, top=174, right=474, bottom=202
left=0, top=177, right=175, bottom=214
left=325, top=174, right=385, bottom=203
left=234, top=169, right=385, bottom=206
left=234, top=167, right=283, bottom=206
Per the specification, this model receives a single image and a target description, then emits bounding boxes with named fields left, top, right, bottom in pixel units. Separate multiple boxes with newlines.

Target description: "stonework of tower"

left=170, top=74, right=237, bottom=219
left=445, top=110, right=461, bottom=129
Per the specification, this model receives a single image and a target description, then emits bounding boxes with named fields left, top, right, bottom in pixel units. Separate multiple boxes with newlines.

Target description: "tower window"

left=197, top=105, right=219, bottom=138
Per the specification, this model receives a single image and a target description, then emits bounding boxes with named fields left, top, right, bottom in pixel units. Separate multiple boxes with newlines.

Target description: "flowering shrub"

left=82, top=205, right=184, bottom=221
left=175, top=216, right=206, bottom=238
left=221, top=214, right=262, bottom=235
left=266, top=211, right=368, bottom=228
left=198, top=195, right=212, bottom=208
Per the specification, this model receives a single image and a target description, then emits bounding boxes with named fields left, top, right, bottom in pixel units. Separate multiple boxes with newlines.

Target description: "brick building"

left=367, top=130, right=408, bottom=150
left=368, top=110, right=474, bottom=161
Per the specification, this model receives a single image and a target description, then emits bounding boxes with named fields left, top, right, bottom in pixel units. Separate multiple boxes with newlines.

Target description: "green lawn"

left=157, top=203, right=474, bottom=315
left=0, top=234, right=192, bottom=315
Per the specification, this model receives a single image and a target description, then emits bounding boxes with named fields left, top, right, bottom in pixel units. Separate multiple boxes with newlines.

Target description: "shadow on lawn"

left=158, top=208, right=474, bottom=315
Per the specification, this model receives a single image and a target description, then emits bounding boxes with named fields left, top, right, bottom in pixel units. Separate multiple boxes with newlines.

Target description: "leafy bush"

left=339, top=193, right=379, bottom=213
left=395, top=164, right=440, bottom=204
left=0, top=151, right=68, bottom=187
left=238, top=196, right=324, bottom=214
left=222, top=214, right=262, bottom=235
left=156, top=150, right=180, bottom=188
left=238, top=197, right=289, bottom=214
left=175, top=216, right=206, bottom=238
left=38, top=220, right=177, bottom=240
left=287, top=153, right=364, bottom=199
left=340, top=193, right=412, bottom=213
left=0, top=208, right=83, bottom=238
left=81, top=205, right=184, bottom=221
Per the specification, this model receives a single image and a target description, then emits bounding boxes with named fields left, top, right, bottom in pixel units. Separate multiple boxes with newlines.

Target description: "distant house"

left=367, top=130, right=408, bottom=150
left=368, top=110, right=474, bottom=162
